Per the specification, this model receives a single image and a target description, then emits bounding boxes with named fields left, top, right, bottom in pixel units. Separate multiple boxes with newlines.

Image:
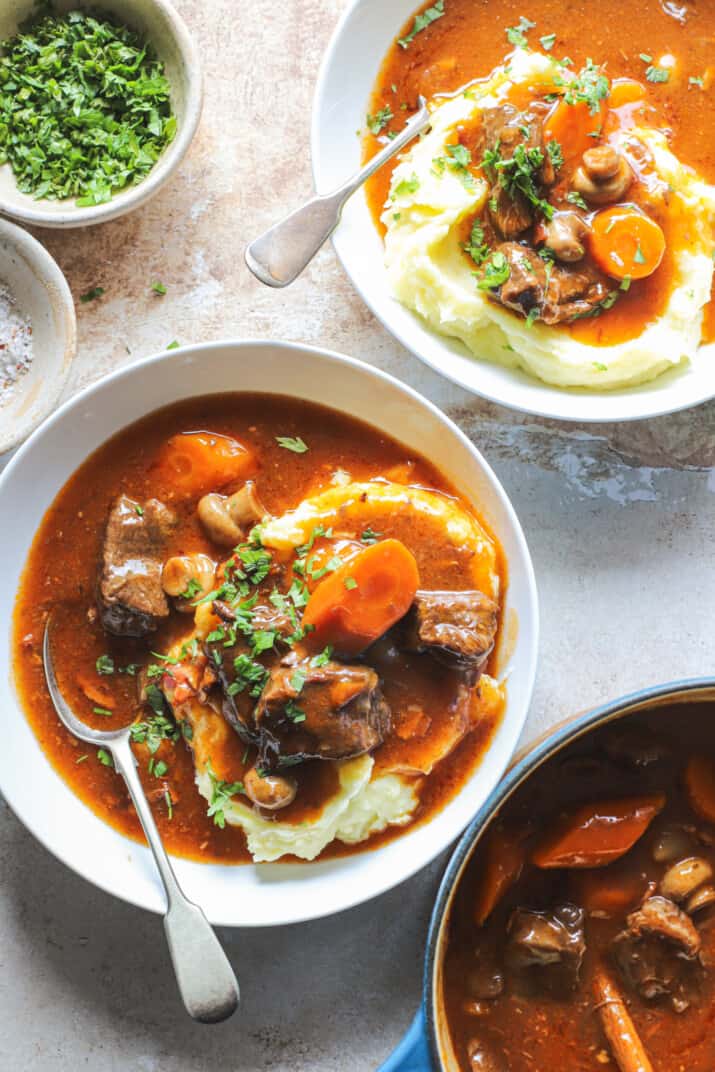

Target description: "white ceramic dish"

left=0, top=0, right=202, bottom=228
left=0, top=218, right=76, bottom=454
left=311, top=0, right=715, bottom=423
left=0, top=339, right=538, bottom=927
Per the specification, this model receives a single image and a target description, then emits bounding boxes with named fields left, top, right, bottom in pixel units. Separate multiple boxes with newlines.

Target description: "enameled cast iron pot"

left=378, top=679, right=715, bottom=1071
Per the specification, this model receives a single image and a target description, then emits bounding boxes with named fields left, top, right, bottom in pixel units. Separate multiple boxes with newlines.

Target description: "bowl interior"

left=0, top=223, right=76, bottom=454
left=428, top=681, right=715, bottom=1070
left=0, top=340, right=537, bottom=927
left=311, top=0, right=715, bottom=423
left=0, top=0, right=198, bottom=226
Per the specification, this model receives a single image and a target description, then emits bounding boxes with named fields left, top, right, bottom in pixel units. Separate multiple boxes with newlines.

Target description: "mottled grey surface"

left=1, top=0, right=715, bottom=1068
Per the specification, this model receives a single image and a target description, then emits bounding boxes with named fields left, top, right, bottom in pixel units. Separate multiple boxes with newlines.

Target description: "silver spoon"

left=43, top=622, right=239, bottom=1024
left=245, top=98, right=430, bottom=288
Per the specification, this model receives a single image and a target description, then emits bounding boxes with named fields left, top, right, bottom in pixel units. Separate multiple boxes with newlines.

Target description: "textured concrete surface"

left=2, top=0, right=715, bottom=1068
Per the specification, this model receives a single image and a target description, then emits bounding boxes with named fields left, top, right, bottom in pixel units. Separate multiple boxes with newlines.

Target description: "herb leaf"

left=398, top=0, right=445, bottom=49
left=275, top=436, right=309, bottom=454
left=367, top=106, right=393, bottom=135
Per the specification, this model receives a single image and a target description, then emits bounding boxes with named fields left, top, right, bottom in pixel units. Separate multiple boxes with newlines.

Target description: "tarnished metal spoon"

left=43, top=621, right=239, bottom=1024
left=245, top=97, right=430, bottom=288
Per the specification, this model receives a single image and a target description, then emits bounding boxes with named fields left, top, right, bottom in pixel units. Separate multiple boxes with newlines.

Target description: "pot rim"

left=422, top=677, right=715, bottom=1070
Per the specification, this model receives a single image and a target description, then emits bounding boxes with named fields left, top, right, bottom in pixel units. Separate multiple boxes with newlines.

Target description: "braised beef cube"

left=506, top=904, right=586, bottom=993
left=612, top=895, right=702, bottom=1012
left=403, top=590, right=498, bottom=673
left=488, top=242, right=612, bottom=325
left=255, top=660, right=391, bottom=765
left=97, top=495, right=176, bottom=637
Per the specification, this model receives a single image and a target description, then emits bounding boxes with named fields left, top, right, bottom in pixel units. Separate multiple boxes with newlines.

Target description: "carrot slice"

left=684, top=756, right=715, bottom=823
left=473, top=824, right=528, bottom=925
left=543, top=96, right=608, bottom=165
left=570, top=864, right=647, bottom=917
left=532, top=794, right=666, bottom=869
left=153, top=431, right=253, bottom=498
left=589, top=206, right=666, bottom=281
left=302, top=538, right=419, bottom=656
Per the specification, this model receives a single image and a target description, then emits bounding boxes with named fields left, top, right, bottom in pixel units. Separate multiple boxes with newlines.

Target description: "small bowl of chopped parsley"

left=0, top=0, right=202, bottom=226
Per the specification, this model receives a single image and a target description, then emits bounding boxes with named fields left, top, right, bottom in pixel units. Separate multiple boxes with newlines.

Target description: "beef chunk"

left=402, top=590, right=498, bottom=673
left=506, top=904, right=586, bottom=993
left=98, top=495, right=176, bottom=637
left=489, top=242, right=611, bottom=324
left=612, top=895, right=702, bottom=1012
left=255, top=660, right=391, bottom=766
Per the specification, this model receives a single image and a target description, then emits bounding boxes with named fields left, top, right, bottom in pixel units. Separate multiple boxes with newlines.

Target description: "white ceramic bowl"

left=311, top=0, right=715, bottom=423
left=0, top=340, right=538, bottom=926
left=0, top=0, right=202, bottom=228
left=0, top=218, right=76, bottom=454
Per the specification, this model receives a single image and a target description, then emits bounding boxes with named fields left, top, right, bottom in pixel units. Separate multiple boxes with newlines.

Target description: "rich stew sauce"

left=444, top=702, right=715, bottom=1071
left=364, top=0, right=715, bottom=342
left=13, top=394, right=505, bottom=864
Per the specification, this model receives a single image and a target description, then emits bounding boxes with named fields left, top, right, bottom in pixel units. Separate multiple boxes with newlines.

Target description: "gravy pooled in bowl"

left=444, top=702, right=715, bottom=1071
left=364, top=0, right=715, bottom=390
left=13, top=394, right=506, bottom=864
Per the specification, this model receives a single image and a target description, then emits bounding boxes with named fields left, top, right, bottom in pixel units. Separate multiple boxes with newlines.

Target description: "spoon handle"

left=111, top=735, right=239, bottom=1023
left=245, top=100, right=430, bottom=288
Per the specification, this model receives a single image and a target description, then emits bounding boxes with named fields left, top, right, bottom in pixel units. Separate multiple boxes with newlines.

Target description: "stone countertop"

left=1, top=1, right=714, bottom=1069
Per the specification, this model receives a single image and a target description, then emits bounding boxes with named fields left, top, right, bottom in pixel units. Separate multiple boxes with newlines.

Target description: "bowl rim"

left=0, top=217, right=77, bottom=454
left=0, top=337, right=539, bottom=926
left=310, top=0, right=715, bottom=424
left=0, top=0, right=203, bottom=228
left=422, top=676, right=715, bottom=1069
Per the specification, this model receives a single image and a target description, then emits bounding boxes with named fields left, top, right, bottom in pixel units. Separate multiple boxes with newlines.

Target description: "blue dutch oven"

left=378, top=678, right=715, bottom=1071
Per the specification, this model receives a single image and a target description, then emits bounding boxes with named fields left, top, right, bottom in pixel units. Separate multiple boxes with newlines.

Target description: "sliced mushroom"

left=540, top=211, right=587, bottom=262
left=197, top=482, right=268, bottom=547
left=161, top=553, right=216, bottom=610
left=660, top=856, right=713, bottom=903
left=652, top=826, right=694, bottom=864
left=572, top=146, right=633, bottom=205
left=243, top=766, right=297, bottom=811
left=685, top=884, right=715, bottom=915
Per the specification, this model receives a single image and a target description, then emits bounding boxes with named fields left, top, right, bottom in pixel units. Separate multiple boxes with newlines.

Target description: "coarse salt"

left=0, top=281, right=33, bottom=407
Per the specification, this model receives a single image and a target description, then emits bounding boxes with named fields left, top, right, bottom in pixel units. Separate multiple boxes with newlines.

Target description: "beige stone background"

left=1, top=1, right=715, bottom=1069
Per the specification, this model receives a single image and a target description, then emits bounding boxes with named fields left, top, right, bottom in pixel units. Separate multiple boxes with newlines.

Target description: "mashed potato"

left=383, top=50, right=715, bottom=389
left=162, top=478, right=499, bottom=863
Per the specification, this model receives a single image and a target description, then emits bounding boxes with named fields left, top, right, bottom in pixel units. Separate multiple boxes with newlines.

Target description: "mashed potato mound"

left=383, top=50, right=715, bottom=389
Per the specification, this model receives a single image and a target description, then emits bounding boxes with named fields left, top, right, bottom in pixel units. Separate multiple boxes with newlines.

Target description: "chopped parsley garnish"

left=80, top=287, right=105, bottom=303
left=561, top=59, right=610, bottom=115
left=689, top=76, right=705, bottom=88
left=546, top=140, right=564, bottom=170
left=144, top=683, right=168, bottom=718
left=166, top=340, right=180, bottom=350
left=344, top=576, right=358, bottom=590
left=566, top=190, right=588, bottom=210
left=525, top=307, right=540, bottom=328
left=75, top=754, right=88, bottom=764
left=151, top=281, right=167, bottom=295
left=540, top=33, right=556, bottom=50
left=477, top=251, right=511, bottom=290
left=130, top=711, right=180, bottom=754
left=634, top=243, right=646, bottom=264
left=361, top=527, right=381, bottom=544
left=0, top=9, right=176, bottom=204
left=92, top=706, right=112, bottom=718
left=97, top=748, right=114, bottom=768
left=205, top=760, right=243, bottom=829
left=134, top=504, right=144, bottom=516
left=229, top=654, right=269, bottom=698
left=394, top=173, right=420, bottom=197
left=367, top=106, right=393, bottom=135
left=289, top=668, right=307, bottom=694
left=311, top=646, right=333, bottom=668
left=164, top=791, right=173, bottom=820
left=639, top=53, right=653, bottom=63
left=152, top=759, right=168, bottom=779
left=285, top=699, right=306, bottom=724
left=181, top=578, right=202, bottom=601
left=251, top=629, right=277, bottom=656
left=297, top=525, right=331, bottom=555
left=482, top=142, right=554, bottom=220
left=620, top=275, right=632, bottom=291
left=645, top=65, right=670, bottom=84
left=96, top=654, right=115, bottom=676
left=505, top=16, right=536, bottom=48
left=593, top=361, right=608, bottom=372
left=275, top=435, right=309, bottom=453
left=397, top=0, right=445, bottom=49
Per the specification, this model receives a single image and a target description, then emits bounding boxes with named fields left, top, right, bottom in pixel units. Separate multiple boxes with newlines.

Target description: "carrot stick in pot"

left=593, top=967, right=654, bottom=1072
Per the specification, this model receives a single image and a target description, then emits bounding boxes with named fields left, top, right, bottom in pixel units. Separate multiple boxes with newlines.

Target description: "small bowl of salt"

left=0, top=219, right=76, bottom=455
